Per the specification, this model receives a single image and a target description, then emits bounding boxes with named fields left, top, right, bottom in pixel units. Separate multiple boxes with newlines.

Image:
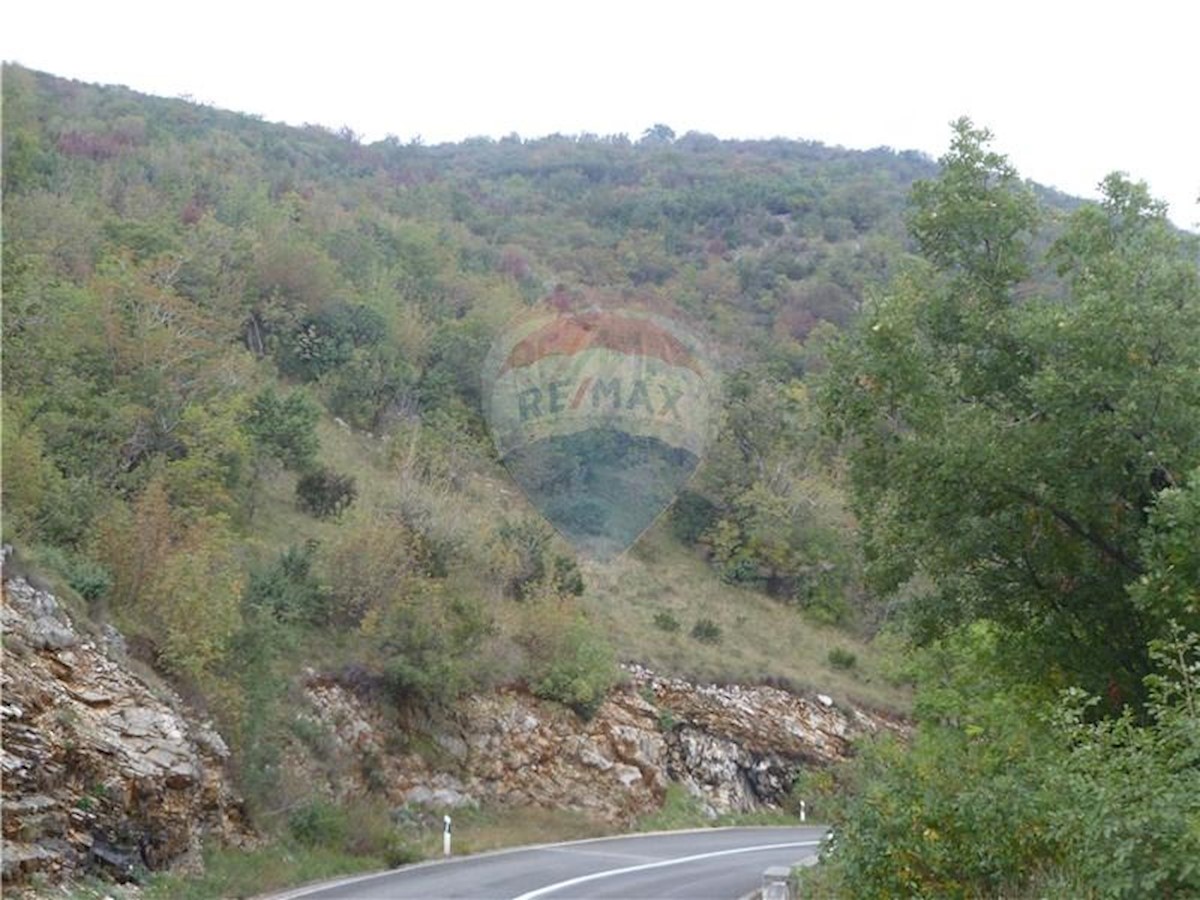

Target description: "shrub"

left=551, top=555, right=585, bottom=597
left=31, top=544, right=111, bottom=602
left=383, top=836, right=422, bottom=868
left=243, top=387, right=319, bottom=471
left=533, top=618, right=620, bottom=719
left=490, top=518, right=550, bottom=599
left=690, top=618, right=722, bottom=644
left=797, top=625, right=1200, bottom=899
left=652, top=610, right=680, bottom=632
left=288, top=800, right=347, bottom=848
left=296, top=466, right=357, bottom=519
left=516, top=589, right=620, bottom=719
left=827, top=647, right=857, bottom=670
left=490, top=519, right=585, bottom=600
left=372, top=584, right=491, bottom=707
left=669, top=491, right=719, bottom=544
left=244, top=543, right=330, bottom=625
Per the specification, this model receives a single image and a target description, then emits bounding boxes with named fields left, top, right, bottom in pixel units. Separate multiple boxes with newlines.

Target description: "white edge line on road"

left=263, top=826, right=827, bottom=900
left=510, top=840, right=822, bottom=900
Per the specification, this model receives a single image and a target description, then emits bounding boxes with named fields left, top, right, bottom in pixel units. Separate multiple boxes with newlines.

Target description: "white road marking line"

left=264, top=828, right=824, bottom=900
left=510, top=840, right=822, bottom=900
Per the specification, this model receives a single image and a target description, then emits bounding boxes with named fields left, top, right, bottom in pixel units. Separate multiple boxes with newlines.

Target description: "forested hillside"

left=2, top=63, right=924, bottom=844
left=1, top=60, right=941, bottom=694
left=3, top=63, right=1196, bottom=898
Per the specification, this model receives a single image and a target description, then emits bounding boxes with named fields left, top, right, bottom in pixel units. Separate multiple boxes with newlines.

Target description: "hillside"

left=6, top=60, right=1198, bottom=900
left=0, top=62, right=943, bottom=884
left=19, top=62, right=1182, bottom=896
left=1, top=60, right=939, bottom=699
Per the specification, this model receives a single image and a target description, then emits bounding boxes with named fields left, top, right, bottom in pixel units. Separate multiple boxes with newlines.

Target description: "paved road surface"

left=270, top=826, right=825, bottom=900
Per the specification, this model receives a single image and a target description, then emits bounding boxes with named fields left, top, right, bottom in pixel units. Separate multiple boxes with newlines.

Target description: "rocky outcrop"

left=0, top=563, right=901, bottom=888
left=1, top=576, right=250, bottom=886
left=288, top=663, right=903, bottom=823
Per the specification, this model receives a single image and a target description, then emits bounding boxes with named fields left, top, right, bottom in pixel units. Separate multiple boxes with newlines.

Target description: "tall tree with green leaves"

left=821, top=119, right=1200, bottom=702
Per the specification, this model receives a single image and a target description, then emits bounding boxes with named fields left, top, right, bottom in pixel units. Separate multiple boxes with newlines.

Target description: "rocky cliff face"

left=289, top=663, right=903, bottom=823
left=2, top=565, right=902, bottom=890
left=1, top=575, right=250, bottom=886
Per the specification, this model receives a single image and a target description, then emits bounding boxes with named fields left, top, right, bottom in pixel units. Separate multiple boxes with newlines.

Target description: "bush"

left=490, top=518, right=550, bottom=599
left=243, top=387, right=319, bottom=471
left=796, top=567, right=851, bottom=625
left=690, top=618, right=722, bottom=644
left=321, top=345, right=415, bottom=431
left=244, top=543, right=330, bottom=625
left=288, top=800, right=347, bottom=848
left=372, top=584, right=491, bottom=707
left=532, top=618, right=620, bottom=719
left=797, top=626, right=1200, bottom=899
left=489, top=519, right=585, bottom=601
left=383, top=835, right=422, bottom=868
left=551, top=555, right=585, bottom=597
left=669, top=491, right=719, bottom=544
left=296, top=466, right=357, bottom=519
left=516, top=590, right=620, bottom=719
left=31, top=544, right=111, bottom=602
left=827, top=647, right=857, bottom=670
left=652, top=610, right=680, bottom=632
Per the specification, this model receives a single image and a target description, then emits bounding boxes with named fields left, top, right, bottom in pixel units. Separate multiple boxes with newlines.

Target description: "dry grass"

left=251, top=412, right=911, bottom=716
left=400, top=804, right=616, bottom=858
left=583, top=523, right=911, bottom=714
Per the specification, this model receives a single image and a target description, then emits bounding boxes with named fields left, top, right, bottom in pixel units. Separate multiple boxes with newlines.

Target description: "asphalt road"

left=270, top=826, right=826, bottom=900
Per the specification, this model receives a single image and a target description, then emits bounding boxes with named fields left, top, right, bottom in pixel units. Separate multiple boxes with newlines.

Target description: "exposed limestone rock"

left=286, top=662, right=903, bottom=825
left=1, top=576, right=250, bottom=887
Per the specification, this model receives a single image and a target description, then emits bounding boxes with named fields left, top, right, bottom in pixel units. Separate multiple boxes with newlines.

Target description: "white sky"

left=4, top=0, right=1198, bottom=230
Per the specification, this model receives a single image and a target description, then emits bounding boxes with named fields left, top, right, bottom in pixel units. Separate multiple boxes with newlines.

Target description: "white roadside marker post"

left=443, top=814, right=452, bottom=857
left=800, top=800, right=807, bottom=823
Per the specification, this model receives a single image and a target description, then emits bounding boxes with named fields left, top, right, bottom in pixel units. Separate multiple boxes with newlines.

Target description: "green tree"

left=821, top=121, right=1200, bottom=702
left=242, top=386, right=320, bottom=472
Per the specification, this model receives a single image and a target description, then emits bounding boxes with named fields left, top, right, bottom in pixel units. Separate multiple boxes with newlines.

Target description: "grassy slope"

left=588, top=525, right=908, bottom=713
left=252, top=412, right=910, bottom=715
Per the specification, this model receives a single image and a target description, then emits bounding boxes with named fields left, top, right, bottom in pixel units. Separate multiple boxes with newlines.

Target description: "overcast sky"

left=4, top=0, right=1197, bottom=230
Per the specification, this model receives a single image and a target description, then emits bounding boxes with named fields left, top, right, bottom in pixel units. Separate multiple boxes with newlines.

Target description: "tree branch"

left=1003, top=484, right=1144, bottom=575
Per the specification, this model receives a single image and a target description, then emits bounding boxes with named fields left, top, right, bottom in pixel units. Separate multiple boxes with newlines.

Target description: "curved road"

left=270, top=826, right=825, bottom=900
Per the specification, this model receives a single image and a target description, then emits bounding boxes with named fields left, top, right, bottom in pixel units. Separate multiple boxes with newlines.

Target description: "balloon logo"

left=483, top=304, right=717, bottom=560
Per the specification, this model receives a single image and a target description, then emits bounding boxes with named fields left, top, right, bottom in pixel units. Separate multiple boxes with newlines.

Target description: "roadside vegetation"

left=5, top=63, right=1194, bottom=899
left=798, top=122, right=1200, bottom=898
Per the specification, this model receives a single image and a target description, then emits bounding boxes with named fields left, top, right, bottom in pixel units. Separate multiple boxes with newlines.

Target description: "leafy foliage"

left=826, top=647, right=857, bottom=670
left=515, top=586, right=620, bottom=719
left=805, top=121, right=1200, bottom=898
left=489, top=518, right=584, bottom=601
left=652, top=610, right=681, bottom=632
left=243, top=387, right=320, bottom=473
left=821, top=120, right=1200, bottom=700
left=243, top=544, right=330, bottom=626
left=14, top=66, right=1192, bottom=897
left=91, top=478, right=243, bottom=684
left=802, top=623, right=1200, bottom=899
left=295, top=466, right=357, bottom=519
